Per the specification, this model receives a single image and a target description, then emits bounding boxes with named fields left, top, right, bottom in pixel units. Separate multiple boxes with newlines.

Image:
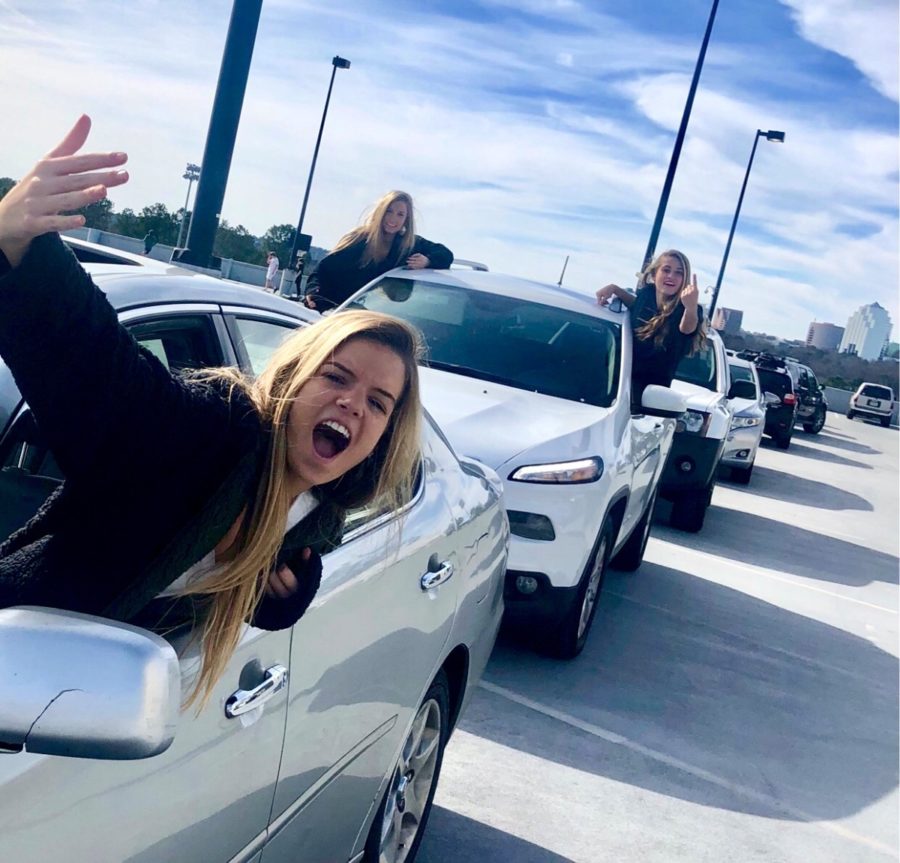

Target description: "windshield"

left=350, top=277, right=621, bottom=407
left=675, top=342, right=716, bottom=390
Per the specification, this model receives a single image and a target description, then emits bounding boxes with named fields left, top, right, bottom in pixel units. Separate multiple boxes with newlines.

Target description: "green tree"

left=76, top=197, right=115, bottom=231
left=114, top=207, right=143, bottom=239
left=137, top=203, right=180, bottom=246
left=261, top=224, right=295, bottom=267
left=214, top=220, right=264, bottom=264
left=0, top=177, right=15, bottom=201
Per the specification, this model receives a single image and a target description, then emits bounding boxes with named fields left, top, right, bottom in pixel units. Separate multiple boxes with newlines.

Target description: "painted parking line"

left=650, top=540, right=899, bottom=615
left=478, top=679, right=898, bottom=859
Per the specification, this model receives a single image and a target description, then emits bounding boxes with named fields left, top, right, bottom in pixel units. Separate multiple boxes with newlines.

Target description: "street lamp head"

left=763, top=130, right=785, bottom=142
left=332, top=56, right=351, bottom=69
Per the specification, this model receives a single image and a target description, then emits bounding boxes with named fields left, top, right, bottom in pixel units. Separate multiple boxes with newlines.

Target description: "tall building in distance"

left=806, top=321, right=844, bottom=351
left=711, top=307, right=743, bottom=335
left=839, top=302, right=893, bottom=360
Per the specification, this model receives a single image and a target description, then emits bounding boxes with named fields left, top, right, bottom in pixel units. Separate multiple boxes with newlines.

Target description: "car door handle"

left=225, top=664, right=288, bottom=718
left=420, top=561, right=454, bottom=591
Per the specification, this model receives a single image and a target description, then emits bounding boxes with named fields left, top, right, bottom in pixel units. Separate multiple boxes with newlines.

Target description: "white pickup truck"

left=344, top=268, right=685, bottom=658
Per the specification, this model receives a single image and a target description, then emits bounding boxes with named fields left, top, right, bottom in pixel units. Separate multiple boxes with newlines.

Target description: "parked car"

left=0, top=262, right=509, bottom=863
left=721, top=356, right=765, bottom=484
left=847, top=382, right=895, bottom=427
left=659, top=328, right=733, bottom=532
left=737, top=351, right=798, bottom=449
left=789, top=360, right=827, bottom=434
left=341, top=267, right=684, bottom=659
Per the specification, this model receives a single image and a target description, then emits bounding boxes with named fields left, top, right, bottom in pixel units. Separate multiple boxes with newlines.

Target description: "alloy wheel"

left=577, top=534, right=609, bottom=640
left=378, top=697, right=443, bottom=863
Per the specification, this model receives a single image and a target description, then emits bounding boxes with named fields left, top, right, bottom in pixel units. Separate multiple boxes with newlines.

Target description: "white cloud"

left=779, top=0, right=899, bottom=101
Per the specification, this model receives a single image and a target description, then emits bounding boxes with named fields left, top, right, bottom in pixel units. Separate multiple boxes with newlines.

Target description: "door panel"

left=260, top=432, right=460, bottom=863
left=0, top=627, right=290, bottom=863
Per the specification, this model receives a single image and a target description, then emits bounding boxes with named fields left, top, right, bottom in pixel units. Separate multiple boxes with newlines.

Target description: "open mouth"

left=312, top=420, right=351, bottom=459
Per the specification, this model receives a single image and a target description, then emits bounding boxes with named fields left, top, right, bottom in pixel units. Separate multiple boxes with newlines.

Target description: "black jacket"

left=0, top=234, right=342, bottom=630
left=305, top=234, right=453, bottom=310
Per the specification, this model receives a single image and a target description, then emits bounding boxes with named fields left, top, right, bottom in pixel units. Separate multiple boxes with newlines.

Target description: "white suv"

left=343, top=269, right=685, bottom=658
left=848, top=383, right=895, bottom=427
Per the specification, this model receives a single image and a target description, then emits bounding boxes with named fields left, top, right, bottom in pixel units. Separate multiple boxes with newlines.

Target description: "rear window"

left=729, top=364, right=754, bottom=383
left=757, top=368, right=792, bottom=397
left=860, top=384, right=893, bottom=400
left=349, top=277, right=622, bottom=407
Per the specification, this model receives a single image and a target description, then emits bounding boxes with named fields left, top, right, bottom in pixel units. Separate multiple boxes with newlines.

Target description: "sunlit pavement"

left=419, top=414, right=899, bottom=862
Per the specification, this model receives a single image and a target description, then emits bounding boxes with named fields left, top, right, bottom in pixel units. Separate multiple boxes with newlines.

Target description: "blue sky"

left=0, top=0, right=897, bottom=340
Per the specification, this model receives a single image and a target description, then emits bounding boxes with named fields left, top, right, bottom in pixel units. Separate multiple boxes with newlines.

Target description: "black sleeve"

left=412, top=235, right=453, bottom=269
left=305, top=249, right=346, bottom=309
left=0, top=233, right=243, bottom=484
left=250, top=547, right=324, bottom=630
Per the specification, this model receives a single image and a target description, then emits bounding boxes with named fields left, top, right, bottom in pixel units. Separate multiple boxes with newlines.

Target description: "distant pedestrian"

left=265, top=251, right=280, bottom=292
left=596, top=249, right=704, bottom=404
left=142, top=229, right=158, bottom=256
left=303, top=191, right=453, bottom=311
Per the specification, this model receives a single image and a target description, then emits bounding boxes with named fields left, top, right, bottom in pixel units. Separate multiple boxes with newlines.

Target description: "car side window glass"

left=128, top=315, right=224, bottom=372
left=229, top=317, right=298, bottom=376
left=342, top=459, right=425, bottom=537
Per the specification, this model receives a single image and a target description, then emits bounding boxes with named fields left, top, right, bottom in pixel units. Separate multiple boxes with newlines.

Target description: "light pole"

left=640, top=0, right=720, bottom=277
left=709, top=129, right=785, bottom=317
left=175, top=163, right=201, bottom=250
left=281, top=55, right=351, bottom=295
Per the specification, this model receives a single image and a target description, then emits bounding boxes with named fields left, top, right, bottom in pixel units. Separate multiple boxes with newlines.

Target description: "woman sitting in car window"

left=0, top=116, right=424, bottom=707
left=303, top=190, right=453, bottom=312
left=596, top=249, right=705, bottom=405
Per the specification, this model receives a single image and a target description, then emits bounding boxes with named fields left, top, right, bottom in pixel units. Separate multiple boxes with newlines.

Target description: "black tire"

left=670, top=482, right=712, bottom=532
left=846, top=409, right=855, bottom=420
left=880, top=416, right=891, bottom=428
left=775, top=431, right=792, bottom=449
left=729, top=463, right=754, bottom=485
left=546, top=521, right=614, bottom=659
left=803, top=408, right=826, bottom=434
left=611, top=491, right=657, bottom=572
left=364, top=670, right=450, bottom=863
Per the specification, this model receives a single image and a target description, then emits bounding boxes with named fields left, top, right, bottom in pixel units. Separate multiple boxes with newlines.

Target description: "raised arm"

left=596, top=283, right=636, bottom=308
left=406, top=235, right=453, bottom=270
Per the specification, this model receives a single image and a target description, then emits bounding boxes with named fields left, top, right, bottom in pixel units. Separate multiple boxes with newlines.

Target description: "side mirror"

left=728, top=380, right=757, bottom=400
left=763, top=391, right=781, bottom=406
left=640, top=385, right=687, bottom=418
left=0, top=607, right=180, bottom=760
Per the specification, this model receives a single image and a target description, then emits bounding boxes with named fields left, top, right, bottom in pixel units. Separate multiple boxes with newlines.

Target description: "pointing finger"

left=45, top=114, right=92, bottom=160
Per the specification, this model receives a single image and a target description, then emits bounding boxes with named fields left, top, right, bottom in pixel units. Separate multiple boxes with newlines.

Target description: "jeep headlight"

left=676, top=410, right=709, bottom=435
left=509, top=457, right=603, bottom=484
left=730, top=415, right=760, bottom=429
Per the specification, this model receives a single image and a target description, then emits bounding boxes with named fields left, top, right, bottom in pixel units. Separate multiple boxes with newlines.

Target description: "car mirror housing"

left=640, top=385, right=687, bottom=418
left=728, top=380, right=757, bottom=400
left=0, top=607, right=180, bottom=760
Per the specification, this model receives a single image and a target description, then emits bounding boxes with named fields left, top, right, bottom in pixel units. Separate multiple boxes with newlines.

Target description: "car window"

left=350, top=277, right=621, bottom=407
left=757, top=368, right=792, bottom=397
left=230, top=316, right=298, bottom=375
left=729, top=364, right=754, bottom=383
left=860, top=384, right=893, bottom=400
left=129, top=315, right=225, bottom=372
left=805, top=368, right=818, bottom=389
left=675, top=342, right=716, bottom=390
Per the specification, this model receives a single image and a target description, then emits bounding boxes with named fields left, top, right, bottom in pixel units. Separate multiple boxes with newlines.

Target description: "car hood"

left=671, top=379, right=723, bottom=412
left=420, top=367, right=605, bottom=470
left=729, top=397, right=763, bottom=417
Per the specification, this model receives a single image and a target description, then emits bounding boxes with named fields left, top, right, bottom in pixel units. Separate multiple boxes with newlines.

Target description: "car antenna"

left=557, top=255, right=569, bottom=286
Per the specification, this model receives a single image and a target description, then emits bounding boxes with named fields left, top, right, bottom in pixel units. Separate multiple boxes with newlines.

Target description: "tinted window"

left=351, top=278, right=621, bottom=407
left=729, top=364, right=754, bottom=383
left=231, top=317, right=298, bottom=375
left=675, top=342, right=716, bottom=390
left=129, top=315, right=224, bottom=372
left=860, top=384, right=893, bottom=400
left=757, top=368, right=792, bottom=397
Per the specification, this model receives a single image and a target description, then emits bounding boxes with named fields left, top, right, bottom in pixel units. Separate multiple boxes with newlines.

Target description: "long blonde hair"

left=182, top=310, right=423, bottom=708
left=332, top=190, right=417, bottom=267
left=635, top=249, right=706, bottom=354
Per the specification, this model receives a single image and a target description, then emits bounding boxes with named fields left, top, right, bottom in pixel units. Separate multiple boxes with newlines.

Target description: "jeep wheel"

left=611, top=491, right=656, bottom=572
left=364, top=670, right=450, bottom=863
left=880, top=416, right=891, bottom=428
left=670, top=482, right=712, bottom=533
left=547, top=521, right=613, bottom=658
left=729, top=463, right=754, bottom=485
left=846, top=409, right=855, bottom=420
left=775, top=431, right=792, bottom=449
left=803, top=409, right=825, bottom=434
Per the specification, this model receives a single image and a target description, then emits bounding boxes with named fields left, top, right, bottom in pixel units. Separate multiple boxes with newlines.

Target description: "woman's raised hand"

left=681, top=273, right=699, bottom=309
left=0, top=115, right=129, bottom=267
left=595, top=284, right=618, bottom=305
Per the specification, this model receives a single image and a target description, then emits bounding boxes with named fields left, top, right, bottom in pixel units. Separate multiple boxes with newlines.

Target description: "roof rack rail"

left=450, top=258, right=489, bottom=272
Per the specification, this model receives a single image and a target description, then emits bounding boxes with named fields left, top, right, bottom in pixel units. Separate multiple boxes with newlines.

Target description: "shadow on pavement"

left=465, top=563, right=898, bottom=827
left=418, top=807, right=575, bottom=862
left=780, top=438, right=873, bottom=470
left=654, top=504, right=897, bottom=586
left=804, top=431, right=882, bottom=455
left=719, top=464, right=872, bottom=510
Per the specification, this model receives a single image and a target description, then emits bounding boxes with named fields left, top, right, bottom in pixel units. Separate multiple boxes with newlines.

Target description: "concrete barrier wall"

left=825, top=386, right=899, bottom=424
